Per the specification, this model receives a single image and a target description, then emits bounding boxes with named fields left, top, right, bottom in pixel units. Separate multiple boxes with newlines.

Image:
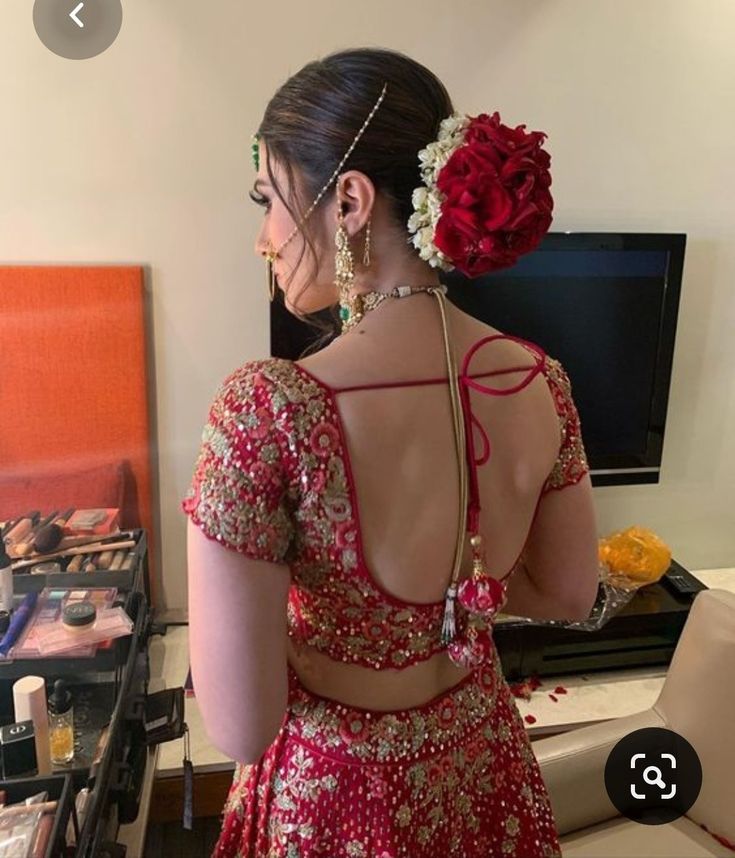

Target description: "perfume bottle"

left=47, top=679, right=74, bottom=765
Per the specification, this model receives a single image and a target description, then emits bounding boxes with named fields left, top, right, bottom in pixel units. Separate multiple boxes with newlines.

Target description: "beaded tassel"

left=441, top=583, right=458, bottom=645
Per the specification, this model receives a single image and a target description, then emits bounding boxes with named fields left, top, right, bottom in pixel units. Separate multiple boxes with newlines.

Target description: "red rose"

left=433, top=112, right=553, bottom=277
left=465, top=112, right=547, bottom=159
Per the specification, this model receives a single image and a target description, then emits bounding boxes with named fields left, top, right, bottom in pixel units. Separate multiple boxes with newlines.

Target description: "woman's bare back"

left=288, top=295, right=561, bottom=709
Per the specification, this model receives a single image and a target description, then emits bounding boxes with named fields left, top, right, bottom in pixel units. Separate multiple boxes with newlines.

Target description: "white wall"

left=2, top=1, right=733, bottom=609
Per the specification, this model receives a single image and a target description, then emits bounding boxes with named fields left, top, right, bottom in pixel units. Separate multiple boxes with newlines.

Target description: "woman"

left=184, top=47, right=600, bottom=858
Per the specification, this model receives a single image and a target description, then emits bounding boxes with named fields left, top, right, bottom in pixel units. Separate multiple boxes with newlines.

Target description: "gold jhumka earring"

left=362, top=215, right=372, bottom=268
left=335, top=199, right=362, bottom=327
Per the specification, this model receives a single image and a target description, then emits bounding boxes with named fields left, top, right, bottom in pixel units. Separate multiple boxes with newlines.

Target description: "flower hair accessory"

left=408, top=111, right=553, bottom=277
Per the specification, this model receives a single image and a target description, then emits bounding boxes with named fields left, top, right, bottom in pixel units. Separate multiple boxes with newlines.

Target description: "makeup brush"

left=96, top=550, right=115, bottom=570
left=33, top=508, right=75, bottom=555
left=7, top=528, right=133, bottom=564
left=55, top=529, right=134, bottom=553
left=4, top=511, right=40, bottom=553
left=11, top=539, right=137, bottom=571
left=66, top=554, right=84, bottom=573
left=108, top=551, right=126, bottom=572
left=13, top=510, right=60, bottom=557
left=0, top=517, right=20, bottom=540
left=121, top=550, right=137, bottom=572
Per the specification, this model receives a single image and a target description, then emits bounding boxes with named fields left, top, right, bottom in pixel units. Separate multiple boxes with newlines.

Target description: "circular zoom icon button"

left=33, top=0, right=123, bottom=60
left=605, top=727, right=702, bottom=825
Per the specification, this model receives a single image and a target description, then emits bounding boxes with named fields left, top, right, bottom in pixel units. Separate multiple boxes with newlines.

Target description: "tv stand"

left=494, top=559, right=707, bottom=681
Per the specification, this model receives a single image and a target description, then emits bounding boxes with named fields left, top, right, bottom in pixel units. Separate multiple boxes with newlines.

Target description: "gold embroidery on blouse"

left=541, top=357, right=590, bottom=493
left=184, top=354, right=589, bottom=672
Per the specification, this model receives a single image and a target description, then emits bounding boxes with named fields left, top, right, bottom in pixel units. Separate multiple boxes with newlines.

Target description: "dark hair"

left=257, top=47, right=454, bottom=353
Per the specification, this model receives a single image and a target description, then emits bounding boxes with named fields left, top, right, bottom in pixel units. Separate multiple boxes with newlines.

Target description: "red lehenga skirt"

left=213, top=648, right=562, bottom=858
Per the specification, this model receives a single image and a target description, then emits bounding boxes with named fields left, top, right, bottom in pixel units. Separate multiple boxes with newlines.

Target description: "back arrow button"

left=69, top=3, right=85, bottom=28
left=33, top=0, right=122, bottom=59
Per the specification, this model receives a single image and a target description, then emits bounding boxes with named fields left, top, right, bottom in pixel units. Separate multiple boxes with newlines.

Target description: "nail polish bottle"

left=47, top=679, right=74, bottom=765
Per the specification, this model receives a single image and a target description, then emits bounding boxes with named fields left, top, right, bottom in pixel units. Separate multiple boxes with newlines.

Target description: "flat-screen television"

left=270, top=232, right=686, bottom=489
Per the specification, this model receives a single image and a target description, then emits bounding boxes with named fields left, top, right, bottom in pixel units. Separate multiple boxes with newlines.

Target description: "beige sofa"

left=532, top=587, right=735, bottom=857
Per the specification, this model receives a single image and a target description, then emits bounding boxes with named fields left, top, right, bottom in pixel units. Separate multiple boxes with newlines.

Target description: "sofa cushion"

left=560, top=814, right=734, bottom=857
left=653, top=589, right=735, bottom=847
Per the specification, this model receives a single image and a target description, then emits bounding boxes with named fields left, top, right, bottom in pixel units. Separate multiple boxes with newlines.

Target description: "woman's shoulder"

left=215, top=356, right=327, bottom=414
left=537, top=353, right=572, bottom=395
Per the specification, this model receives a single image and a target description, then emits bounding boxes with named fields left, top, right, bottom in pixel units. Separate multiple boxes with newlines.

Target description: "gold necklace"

left=339, top=284, right=448, bottom=336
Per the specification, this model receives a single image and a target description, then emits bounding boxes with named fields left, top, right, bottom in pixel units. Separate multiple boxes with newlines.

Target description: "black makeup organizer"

left=0, top=529, right=172, bottom=857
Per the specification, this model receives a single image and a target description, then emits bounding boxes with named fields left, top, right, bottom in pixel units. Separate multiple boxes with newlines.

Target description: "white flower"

left=417, top=142, right=439, bottom=166
left=427, top=191, right=442, bottom=221
left=407, top=211, right=424, bottom=233
left=419, top=226, right=434, bottom=245
left=411, top=187, right=428, bottom=209
left=438, top=113, right=467, bottom=140
left=406, top=113, right=470, bottom=272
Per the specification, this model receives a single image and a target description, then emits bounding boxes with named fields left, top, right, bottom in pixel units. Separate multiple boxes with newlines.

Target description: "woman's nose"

left=255, top=213, right=272, bottom=256
left=254, top=221, right=270, bottom=258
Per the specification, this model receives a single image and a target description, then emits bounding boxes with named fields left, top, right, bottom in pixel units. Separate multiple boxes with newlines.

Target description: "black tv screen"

left=271, top=232, right=686, bottom=488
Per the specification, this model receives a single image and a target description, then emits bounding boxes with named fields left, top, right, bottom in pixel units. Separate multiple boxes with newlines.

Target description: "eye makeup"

left=248, top=188, right=271, bottom=210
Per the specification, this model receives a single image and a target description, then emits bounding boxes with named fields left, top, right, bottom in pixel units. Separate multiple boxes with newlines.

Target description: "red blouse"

left=182, top=335, right=590, bottom=670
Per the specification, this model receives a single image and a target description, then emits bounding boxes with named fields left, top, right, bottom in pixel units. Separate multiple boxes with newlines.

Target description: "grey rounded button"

left=33, top=0, right=123, bottom=60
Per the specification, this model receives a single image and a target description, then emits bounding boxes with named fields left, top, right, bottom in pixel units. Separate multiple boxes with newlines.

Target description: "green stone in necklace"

left=339, top=284, right=447, bottom=335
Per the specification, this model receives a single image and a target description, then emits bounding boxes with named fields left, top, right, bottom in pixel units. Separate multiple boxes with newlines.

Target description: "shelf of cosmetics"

left=0, top=583, right=144, bottom=680
left=0, top=516, right=147, bottom=599
left=0, top=676, right=119, bottom=858
left=0, top=592, right=162, bottom=857
left=0, top=531, right=147, bottom=678
left=0, top=774, right=76, bottom=858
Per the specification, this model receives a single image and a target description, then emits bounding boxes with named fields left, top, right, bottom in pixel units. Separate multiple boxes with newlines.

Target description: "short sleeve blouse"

left=182, top=360, right=295, bottom=564
left=539, top=358, right=589, bottom=495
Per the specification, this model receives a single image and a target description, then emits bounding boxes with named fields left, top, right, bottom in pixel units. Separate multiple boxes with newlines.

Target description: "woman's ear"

left=336, top=170, right=375, bottom=236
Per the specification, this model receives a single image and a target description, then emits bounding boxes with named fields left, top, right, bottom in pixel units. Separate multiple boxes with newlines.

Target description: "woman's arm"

left=187, top=519, right=292, bottom=764
left=502, top=558, right=597, bottom=622
left=502, top=475, right=600, bottom=623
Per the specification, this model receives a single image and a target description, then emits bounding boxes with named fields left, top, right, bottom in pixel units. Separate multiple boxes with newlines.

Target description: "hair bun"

left=408, top=111, right=553, bottom=278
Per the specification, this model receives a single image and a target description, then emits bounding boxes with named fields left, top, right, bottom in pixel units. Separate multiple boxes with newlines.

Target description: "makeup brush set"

left=0, top=509, right=140, bottom=577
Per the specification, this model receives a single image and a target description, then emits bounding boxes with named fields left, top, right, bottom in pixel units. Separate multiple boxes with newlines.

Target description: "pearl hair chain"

left=268, top=83, right=388, bottom=261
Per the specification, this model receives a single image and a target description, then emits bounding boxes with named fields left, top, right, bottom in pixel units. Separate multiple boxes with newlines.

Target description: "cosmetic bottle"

left=12, top=675, right=52, bottom=775
left=47, top=679, right=74, bottom=765
left=0, top=539, right=13, bottom=613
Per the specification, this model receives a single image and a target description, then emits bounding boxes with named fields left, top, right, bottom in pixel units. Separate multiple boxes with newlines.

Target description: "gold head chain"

left=264, top=83, right=389, bottom=268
